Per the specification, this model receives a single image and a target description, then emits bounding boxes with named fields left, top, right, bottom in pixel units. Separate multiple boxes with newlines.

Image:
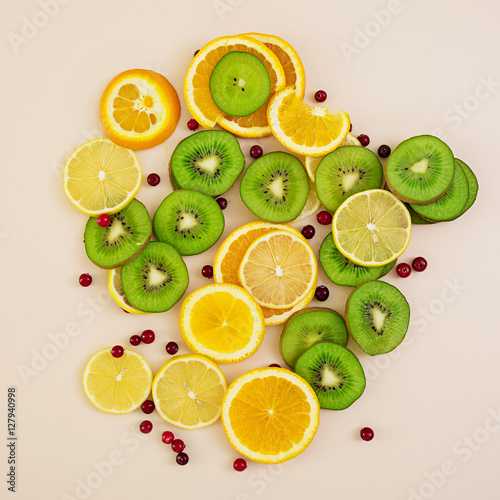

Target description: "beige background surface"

left=2, top=0, right=500, bottom=499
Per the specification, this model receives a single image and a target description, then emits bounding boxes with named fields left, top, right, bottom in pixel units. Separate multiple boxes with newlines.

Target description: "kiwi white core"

left=343, top=172, right=360, bottom=191
left=196, top=155, right=220, bottom=174
left=269, top=178, right=284, bottom=198
left=178, top=213, right=197, bottom=231
left=371, top=307, right=387, bottom=333
left=410, top=158, right=429, bottom=175
left=108, top=218, right=125, bottom=243
left=321, top=366, right=342, bottom=387
left=148, top=266, right=166, bottom=287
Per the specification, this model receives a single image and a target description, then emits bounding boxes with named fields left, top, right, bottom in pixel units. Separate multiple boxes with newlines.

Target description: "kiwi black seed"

left=295, top=341, right=366, bottom=410
left=170, top=130, right=245, bottom=197
left=153, top=189, right=224, bottom=256
left=319, top=232, right=386, bottom=287
left=209, top=51, right=271, bottom=117
left=280, top=307, right=348, bottom=369
left=84, top=199, right=151, bottom=269
left=384, top=135, right=455, bottom=204
left=121, top=241, right=188, bottom=313
left=346, top=280, right=410, bottom=356
left=315, top=146, right=384, bottom=213
left=239, top=151, right=309, bottom=222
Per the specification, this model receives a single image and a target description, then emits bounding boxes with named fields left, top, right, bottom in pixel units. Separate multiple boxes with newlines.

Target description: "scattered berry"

left=187, top=119, right=199, bottom=131
left=268, top=363, right=281, bottom=368
left=122, top=309, right=130, bottom=314
left=396, top=263, right=411, bottom=278
left=141, top=400, right=155, bottom=414
left=79, top=273, right=92, bottom=287
left=301, top=225, right=315, bottom=239
left=171, top=439, right=185, bottom=453
left=176, top=452, right=189, bottom=465
left=166, top=341, right=179, bottom=355
left=147, top=173, right=161, bottom=186
left=162, top=431, right=175, bottom=444
left=110, top=345, right=124, bottom=358
left=316, top=210, right=333, bottom=225
left=202, top=265, right=214, bottom=278
left=250, top=145, right=263, bottom=159
left=233, top=458, right=247, bottom=471
left=358, top=134, right=370, bottom=147
left=193, top=49, right=200, bottom=57
left=314, top=90, right=327, bottom=102
left=141, top=329, right=155, bottom=344
left=349, top=123, right=353, bottom=132
left=129, top=335, right=141, bottom=346
left=140, top=420, right=153, bottom=434
left=377, top=145, right=391, bottom=158
left=315, top=285, right=329, bottom=301
left=412, top=256, right=428, bottom=272
left=360, top=427, right=374, bottom=441
left=216, top=197, right=228, bottom=210
left=97, top=214, right=111, bottom=227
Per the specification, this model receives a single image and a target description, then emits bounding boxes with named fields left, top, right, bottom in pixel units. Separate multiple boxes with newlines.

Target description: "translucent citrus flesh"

left=107, top=268, right=148, bottom=314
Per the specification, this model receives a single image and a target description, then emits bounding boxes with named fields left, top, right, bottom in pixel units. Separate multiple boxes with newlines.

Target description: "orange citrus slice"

left=100, top=69, right=181, bottom=150
left=221, top=367, right=320, bottom=464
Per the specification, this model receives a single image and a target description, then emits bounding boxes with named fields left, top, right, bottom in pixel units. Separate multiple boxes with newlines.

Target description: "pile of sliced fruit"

left=65, top=32, right=478, bottom=467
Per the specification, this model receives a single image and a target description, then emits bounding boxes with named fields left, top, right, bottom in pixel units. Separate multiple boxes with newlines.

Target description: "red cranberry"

left=202, top=265, right=213, bottom=278
left=396, top=263, right=411, bottom=278
left=233, top=458, right=247, bottom=471
left=129, top=335, right=141, bottom=346
left=349, top=123, right=353, bottom=132
left=110, top=345, right=124, bottom=358
left=315, top=285, right=329, bottom=301
left=141, top=329, right=155, bottom=344
left=147, top=173, right=161, bottom=186
left=122, top=308, right=130, bottom=313
left=166, top=341, right=179, bottom=355
left=79, top=273, right=92, bottom=287
left=176, top=452, right=189, bottom=465
left=97, top=214, right=111, bottom=227
left=301, top=225, right=315, bottom=239
left=141, top=400, right=155, bottom=414
left=171, top=439, right=185, bottom=453
left=162, top=431, right=175, bottom=444
left=250, top=145, right=263, bottom=159
left=358, top=134, right=370, bottom=147
left=314, top=90, right=327, bottom=102
left=193, top=49, right=200, bottom=57
left=268, top=363, right=281, bottom=368
left=187, top=119, right=199, bottom=131
left=412, top=257, right=427, bottom=272
left=377, top=145, right=391, bottom=158
left=360, top=427, right=374, bottom=441
left=140, top=420, right=153, bottom=434
left=316, top=210, right=333, bottom=225
left=216, top=198, right=228, bottom=210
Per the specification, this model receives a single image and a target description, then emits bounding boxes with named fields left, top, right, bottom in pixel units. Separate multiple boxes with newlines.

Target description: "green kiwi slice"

left=315, top=146, right=384, bottom=213
left=455, top=158, right=478, bottom=217
left=239, top=151, right=309, bottom=222
left=295, top=341, right=366, bottom=410
left=346, top=280, right=410, bottom=356
left=405, top=203, right=436, bottom=224
left=379, top=259, right=397, bottom=277
left=168, top=164, right=181, bottom=191
left=121, top=241, right=188, bottom=313
left=84, top=199, right=151, bottom=269
left=319, top=232, right=386, bottom=287
left=209, top=51, right=271, bottom=117
left=410, top=160, right=469, bottom=221
left=153, top=189, right=224, bottom=256
left=280, top=307, right=348, bottom=369
left=385, top=135, right=455, bottom=204
left=170, top=130, right=245, bottom=197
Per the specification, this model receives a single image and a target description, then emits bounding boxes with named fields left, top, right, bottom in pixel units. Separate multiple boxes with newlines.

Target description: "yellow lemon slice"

left=107, top=268, right=149, bottom=315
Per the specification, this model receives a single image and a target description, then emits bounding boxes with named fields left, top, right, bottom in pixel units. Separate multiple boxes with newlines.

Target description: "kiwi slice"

left=405, top=203, right=436, bottom=224
left=295, top=341, right=366, bottom=410
left=280, top=308, right=348, bottom=369
left=346, top=280, right=410, bottom=356
left=209, top=51, right=271, bottom=117
left=379, top=259, right=397, bottom=277
left=240, top=151, right=309, bottom=222
left=168, top=163, right=181, bottom=191
left=410, top=160, right=469, bottom=221
left=315, top=146, right=384, bottom=212
left=319, top=232, right=386, bottom=287
left=153, top=189, right=224, bottom=256
left=170, top=130, right=245, bottom=197
left=454, top=158, right=478, bottom=217
left=385, top=135, right=455, bottom=204
left=121, top=241, right=188, bottom=313
left=84, top=199, right=151, bottom=269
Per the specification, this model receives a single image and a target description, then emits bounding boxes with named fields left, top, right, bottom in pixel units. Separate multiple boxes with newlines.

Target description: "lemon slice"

left=333, top=189, right=412, bottom=267
left=179, top=283, right=265, bottom=363
left=221, top=367, right=320, bottom=464
left=152, top=354, right=227, bottom=429
left=267, top=86, right=350, bottom=157
left=64, top=138, right=142, bottom=216
left=292, top=177, right=322, bottom=222
left=83, top=347, right=152, bottom=414
left=107, top=268, right=149, bottom=315
left=238, top=230, right=318, bottom=309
